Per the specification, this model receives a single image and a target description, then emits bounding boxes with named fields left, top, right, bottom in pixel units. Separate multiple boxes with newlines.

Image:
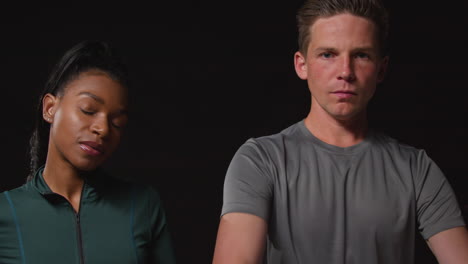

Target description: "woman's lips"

left=79, top=141, right=104, bottom=156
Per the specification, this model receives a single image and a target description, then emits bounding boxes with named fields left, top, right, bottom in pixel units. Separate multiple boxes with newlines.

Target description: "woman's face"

left=43, top=71, right=128, bottom=172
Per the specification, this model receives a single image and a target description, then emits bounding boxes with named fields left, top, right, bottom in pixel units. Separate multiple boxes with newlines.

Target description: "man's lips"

left=331, top=90, right=356, bottom=99
left=79, top=141, right=104, bottom=156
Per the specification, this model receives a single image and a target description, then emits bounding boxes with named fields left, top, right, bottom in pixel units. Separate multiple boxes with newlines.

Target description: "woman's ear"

left=42, top=93, right=58, bottom=124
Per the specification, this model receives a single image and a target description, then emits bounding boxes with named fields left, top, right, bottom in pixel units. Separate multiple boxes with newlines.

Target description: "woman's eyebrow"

left=77, top=91, right=104, bottom=104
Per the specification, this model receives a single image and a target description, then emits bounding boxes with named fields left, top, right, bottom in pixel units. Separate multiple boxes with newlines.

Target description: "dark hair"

left=297, top=0, right=389, bottom=56
left=27, top=40, right=129, bottom=180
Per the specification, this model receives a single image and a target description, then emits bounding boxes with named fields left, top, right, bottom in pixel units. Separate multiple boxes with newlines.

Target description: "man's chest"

left=269, top=150, right=416, bottom=244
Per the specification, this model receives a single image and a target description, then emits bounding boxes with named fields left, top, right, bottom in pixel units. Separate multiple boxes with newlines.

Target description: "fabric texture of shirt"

left=0, top=167, right=175, bottom=264
left=222, top=120, right=465, bottom=264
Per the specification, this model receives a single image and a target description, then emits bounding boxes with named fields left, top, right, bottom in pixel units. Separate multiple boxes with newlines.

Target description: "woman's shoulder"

left=0, top=182, right=35, bottom=203
left=0, top=183, right=34, bottom=223
left=92, top=170, right=162, bottom=204
left=98, top=174, right=166, bottom=219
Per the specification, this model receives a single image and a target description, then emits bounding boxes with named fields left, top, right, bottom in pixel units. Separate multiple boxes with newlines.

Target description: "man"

left=212, top=0, right=468, bottom=263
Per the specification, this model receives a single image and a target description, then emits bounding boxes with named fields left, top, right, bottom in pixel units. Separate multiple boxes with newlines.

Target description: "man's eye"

left=320, top=52, right=334, bottom=59
left=355, top=52, right=370, bottom=59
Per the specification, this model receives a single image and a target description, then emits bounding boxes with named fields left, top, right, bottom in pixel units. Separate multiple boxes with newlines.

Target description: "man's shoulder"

left=370, top=130, right=428, bottom=159
left=244, top=121, right=304, bottom=150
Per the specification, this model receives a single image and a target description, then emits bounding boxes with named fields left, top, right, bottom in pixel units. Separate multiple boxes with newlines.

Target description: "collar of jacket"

left=29, top=165, right=102, bottom=203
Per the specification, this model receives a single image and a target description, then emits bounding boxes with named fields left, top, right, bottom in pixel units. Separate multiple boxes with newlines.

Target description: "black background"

left=1, top=1, right=467, bottom=263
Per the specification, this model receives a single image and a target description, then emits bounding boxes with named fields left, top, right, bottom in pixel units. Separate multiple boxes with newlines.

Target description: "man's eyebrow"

left=78, top=92, right=104, bottom=104
left=352, top=47, right=376, bottom=53
left=313, top=47, right=376, bottom=53
left=314, top=47, right=338, bottom=53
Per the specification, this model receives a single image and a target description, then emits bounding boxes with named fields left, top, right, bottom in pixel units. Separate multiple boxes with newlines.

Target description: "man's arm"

left=213, top=212, right=267, bottom=264
left=427, top=226, right=468, bottom=264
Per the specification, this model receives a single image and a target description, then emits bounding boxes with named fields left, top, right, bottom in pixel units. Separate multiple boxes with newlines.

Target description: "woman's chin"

left=72, top=160, right=103, bottom=173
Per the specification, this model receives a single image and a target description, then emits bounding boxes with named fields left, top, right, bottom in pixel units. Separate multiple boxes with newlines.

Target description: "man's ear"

left=377, top=56, right=389, bottom=83
left=294, top=51, right=308, bottom=80
left=42, top=93, right=58, bottom=124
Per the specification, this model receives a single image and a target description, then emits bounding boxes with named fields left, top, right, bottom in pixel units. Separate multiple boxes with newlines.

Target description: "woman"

left=0, top=41, right=175, bottom=264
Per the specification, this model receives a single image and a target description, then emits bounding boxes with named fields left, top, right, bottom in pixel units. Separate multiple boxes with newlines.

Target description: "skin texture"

left=427, top=226, right=468, bottom=264
left=213, top=213, right=267, bottom=264
left=296, top=14, right=387, bottom=121
left=42, top=71, right=128, bottom=212
left=295, top=13, right=388, bottom=147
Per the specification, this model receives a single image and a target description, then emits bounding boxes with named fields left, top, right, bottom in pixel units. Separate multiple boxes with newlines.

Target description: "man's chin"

left=330, top=108, right=365, bottom=122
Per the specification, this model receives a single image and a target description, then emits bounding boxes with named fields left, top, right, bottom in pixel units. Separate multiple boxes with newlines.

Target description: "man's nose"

left=337, top=56, right=356, bottom=82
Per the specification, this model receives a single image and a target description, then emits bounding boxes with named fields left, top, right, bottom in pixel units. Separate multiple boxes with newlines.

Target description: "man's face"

left=294, top=13, right=388, bottom=121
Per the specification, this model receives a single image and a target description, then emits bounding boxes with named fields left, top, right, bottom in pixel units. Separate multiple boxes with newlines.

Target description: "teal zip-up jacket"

left=0, top=167, right=176, bottom=264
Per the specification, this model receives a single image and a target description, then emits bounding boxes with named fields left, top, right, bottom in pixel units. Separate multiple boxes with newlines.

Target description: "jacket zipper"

left=76, top=212, right=85, bottom=264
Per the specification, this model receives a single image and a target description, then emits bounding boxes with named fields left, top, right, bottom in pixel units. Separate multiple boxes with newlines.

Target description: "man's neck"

left=304, top=108, right=369, bottom=148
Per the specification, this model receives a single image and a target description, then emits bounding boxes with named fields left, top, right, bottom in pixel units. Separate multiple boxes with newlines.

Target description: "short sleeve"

left=147, top=188, right=176, bottom=264
left=221, top=139, right=274, bottom=221
left=414, top=150, right=465, bottom=239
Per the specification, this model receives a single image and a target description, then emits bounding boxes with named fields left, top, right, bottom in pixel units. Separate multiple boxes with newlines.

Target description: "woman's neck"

left=42, top=158, right=84, bottom=213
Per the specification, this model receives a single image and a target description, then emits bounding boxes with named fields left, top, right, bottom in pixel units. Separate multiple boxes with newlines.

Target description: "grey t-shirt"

left=222, top=120, right=465, bottom=264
